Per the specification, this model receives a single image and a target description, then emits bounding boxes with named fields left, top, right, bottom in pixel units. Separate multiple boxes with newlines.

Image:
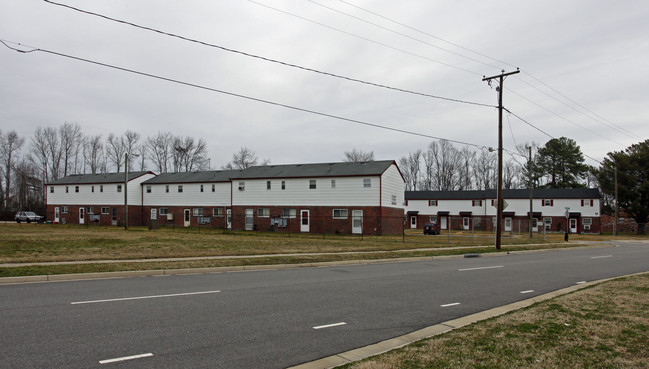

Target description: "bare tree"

left=59, top=122, right=83, bottom=177
left=458, top=147, right=476, bottom=190
left=223, top=147, right=269, bottom=170
left=473, top=148, right=497, bottom=190
left=106, top=133, right=126, bottom=172
left=172, top=136, right=209, bottom=172
left=399, top=149, right=422, bottom=191
left=83, top=134, right=104, bottom=174
left=146, top=131, right=173, bottom=173
left=343, top=148, right=374, bottom=162
left=0, top=130, right=25, bottom=208
left=123, top=130, right=141, bottom=171
left=13, top=158, right=42, bottom=211
left=425, top=140, right=462, bottom=191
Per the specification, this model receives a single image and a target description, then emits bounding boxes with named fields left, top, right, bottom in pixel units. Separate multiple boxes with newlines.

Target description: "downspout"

left=379, top=175, right=383, bottom=235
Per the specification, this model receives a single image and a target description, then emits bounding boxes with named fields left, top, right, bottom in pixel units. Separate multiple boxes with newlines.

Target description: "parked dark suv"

left=15, top=211, right=44, bottom=223
left=423, top=222, right=440, bottom=235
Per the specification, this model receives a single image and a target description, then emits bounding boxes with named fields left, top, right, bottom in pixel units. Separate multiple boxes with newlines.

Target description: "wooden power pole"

left=483, top=69, right=519, bottom=250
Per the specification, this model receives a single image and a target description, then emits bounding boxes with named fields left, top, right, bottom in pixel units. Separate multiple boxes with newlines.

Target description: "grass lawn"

left=0, top=223, right=641, bottom=277
left=343, top=273, right=649, bottom=369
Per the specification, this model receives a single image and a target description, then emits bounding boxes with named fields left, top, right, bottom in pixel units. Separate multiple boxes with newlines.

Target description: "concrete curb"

left=287, top=271, right=649, bottom=369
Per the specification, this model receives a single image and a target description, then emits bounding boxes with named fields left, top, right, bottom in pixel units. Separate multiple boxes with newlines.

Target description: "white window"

left=391, top=195, right=397, bottom=205
left=101, top=207, right=109, bottom=214
left=146, top=185, right=151, bottom=193
left=309, top=180, right=316, bottom=189
left=583, top=218, right=592, bottom=230
left=363, top=178, right=371, bottom=188
left=543, top=199, right=553, bottom=206
left=117, top=185, right=122, bottom=193
left=165, top=185, right=169, bottom=193
left=331, top=179, right=336, bottom=188
left=159, top=208, right=169, bottom=215
left=267, top=181, right=271, bottom=190
left=212, top=184, right=215, bottom=192
left=100, top=185, right=103, bottom=193
left=65, top=186, right=69, bottom=193
left=544, top=217, right=552, bottom=230
left=429, top=215, right=438, bottom=223
left=91, top=186, right=94, bottom=193
left=283, top=208, right=296, bottom=218
left=61, top=206, right=68, bottom=213
left=428, top=200, right=437, bottom=206
left=200, top=185, right=204, bottom=193
left=213, top=208, right=224, bottom=217
left=75, top=186, right=79, bottom=193
left=178, top=185, right=183, bottom=193
left=281, top=181, right=286, bottom=190
left=472, top=200, right=482, bottom=207
left=193, top=208, right=203, bottom=216
left=333, top=209, right=348, bottom=219
left=50, top=186, right=54, bottom=193
left=257, top=208, right=270, bottom=217
left=238, top=181, right=245, bottom=191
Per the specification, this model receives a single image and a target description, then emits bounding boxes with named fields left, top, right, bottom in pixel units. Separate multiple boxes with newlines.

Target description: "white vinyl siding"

left=143, top=182, right=231, bottom=207
left=46, top=173, right=155, bottom=206
left=380, top=164, right=405, bottom=209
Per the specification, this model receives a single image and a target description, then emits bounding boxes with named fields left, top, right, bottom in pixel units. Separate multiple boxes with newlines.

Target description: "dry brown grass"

left=345, top=273, right=649, bottom=369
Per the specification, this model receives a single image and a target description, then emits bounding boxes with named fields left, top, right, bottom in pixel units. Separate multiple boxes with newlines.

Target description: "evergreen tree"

left=535, top=137, right=587, bottom=188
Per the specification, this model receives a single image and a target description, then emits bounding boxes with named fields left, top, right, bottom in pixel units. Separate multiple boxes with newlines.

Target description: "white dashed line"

left=313, top=322, right=347, bottom=330
left=440, top=302, right=461, bottom=307
left=72, top=290, right=221, bottom=305
left=576, top=281, right=587, bottom=284
left=99, top=353, right=153, bottom=364
left=520, top=290, right=535, bottom=294
left=591, top=255, right=613, bottom=259
left=458, top=265, right=504, bottom=272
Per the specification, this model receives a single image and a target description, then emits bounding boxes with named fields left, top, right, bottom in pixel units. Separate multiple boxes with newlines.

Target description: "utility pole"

left=614, top=166, right=618, bottom=236
left=528, top=146, right=533, bottom=239
left=483, top=69, right=520, bottom=250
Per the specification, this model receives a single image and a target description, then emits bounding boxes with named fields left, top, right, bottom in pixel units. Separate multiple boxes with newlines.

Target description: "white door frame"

left=245, top=209, right=254, bottom=230
left=151, top=208, right=157, bottom=220
left=410, top=216, right=417, bottom=229
left=505, top=217, right=512, bottom=232
left=531, top=218, right=538, bottom=232
left=300, top=210, right=310, bottom=232
left=462, top=217, right=470, bottom=230
left=569, top=218, right=578, bottom=233
left=352, top=210, right=363, bottom=234
left=79, top=207, right=85, bottom=225
left=183, top=209, right=191, bottom=227
left=54, top=207, right=60, bottom=223
left=226, top=209, right=232, bottom=229
left=440, top=216, right=447, bottom=230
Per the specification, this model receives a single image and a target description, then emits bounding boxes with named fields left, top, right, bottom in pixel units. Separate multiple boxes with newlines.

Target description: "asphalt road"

left=1, top=241, right=648, bottom=368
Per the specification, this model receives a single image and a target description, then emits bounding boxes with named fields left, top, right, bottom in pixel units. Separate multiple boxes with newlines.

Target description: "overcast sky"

left=1, top=0, right=648, bottom=170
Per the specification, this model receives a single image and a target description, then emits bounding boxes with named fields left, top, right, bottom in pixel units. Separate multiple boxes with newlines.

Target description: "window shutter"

left=581, top=200, right=584, bottom=206
left=542, top=200, right=545, bottom=207
left=551, top=200, right=554, bottom=206
left=590, top=199, right=594, bottom=206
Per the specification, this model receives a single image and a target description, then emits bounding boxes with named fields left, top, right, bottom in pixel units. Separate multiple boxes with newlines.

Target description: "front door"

left=151, top=208, right=157, bottom=221
left=300, top=210, right=310, bottom=232
left=54, top=207, right=60, bottom=223
left=245, top=209, right=254, bottom=230
left=531, top=218, right=538, bottom=232
left=410, top=216, right=417, bottom=229
left=440, top=216, right=447, bottom=230
left=79, top=207, right=85, bottom=225
left=570, top=218, right=578, bottom=233
left=505, top=217, right=512, bottom=232
left=463, top=217, right=470, bottom=230
left=226, top=209, right=232, bottom=229
left=183, top=209, right=190, bottom=227
left=352, top=210, right=363, bottom=234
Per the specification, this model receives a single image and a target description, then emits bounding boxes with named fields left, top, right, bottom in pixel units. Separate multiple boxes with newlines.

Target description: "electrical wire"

left=247, top=0, right=484, bottom=76
left=0, top=39, right=490, bottom=152
left=42, top=0, right=494, bottom=108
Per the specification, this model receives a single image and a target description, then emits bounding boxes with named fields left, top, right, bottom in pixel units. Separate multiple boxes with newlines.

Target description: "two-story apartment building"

left=45, top=171, right=155, bottom=226
left=45, top=160, right=406, bottom=235
left=405, top=188, right=601, bottom=234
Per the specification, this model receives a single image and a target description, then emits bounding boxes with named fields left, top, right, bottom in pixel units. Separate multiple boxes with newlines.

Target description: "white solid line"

left=458, top=265, right=504, bottom=272
left=72, top=290, right=220, bottom=305
left=99, top=353, right=153, bottom=364
left=591, top=255, right=613, bottom=259
left=313, top=322, right=347, bottom=330
left=520, top=290, right=535, bottom=294
left=576, top=281, right=587, bottom=284
left=441, top=302, right=461, bottom=307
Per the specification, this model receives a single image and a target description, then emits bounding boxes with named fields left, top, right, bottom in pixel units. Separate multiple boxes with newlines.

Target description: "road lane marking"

left=71, top=290, right=221, bottom=305
left=591, top=255, right=613, bottom=259
left=313, top=322, right=347, bottom=330
left=441, top=302, right=461, bottom=307
left=576, top=281, right=587, bottom=284
left=458, top=265, right=504, bottom=272
left=520, top=290, right=535, bottom=294
left=99, top=353, right=153, bottom=364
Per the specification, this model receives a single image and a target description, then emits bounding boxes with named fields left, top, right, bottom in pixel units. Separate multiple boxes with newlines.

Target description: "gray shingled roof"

left=47, top=171, right=153, bottom=185
left=406, top=188, right=600, bottom=200
left=230, top=160, right=397, bottom=179
left=143, top=170, right=238, bottom=184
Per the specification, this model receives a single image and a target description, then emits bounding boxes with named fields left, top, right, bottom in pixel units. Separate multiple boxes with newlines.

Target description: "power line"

left=0, top=39, right=490, bottom=152
left=247, top=0, right=484, bottom=76
left=337, top=0, right=517, bottom=70
left=42, top=0, right=494, bottom=108
left=306, top=0, right=502, bottom=70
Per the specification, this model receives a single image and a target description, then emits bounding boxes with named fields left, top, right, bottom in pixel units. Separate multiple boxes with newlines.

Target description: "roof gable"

left=47, top=171, right=153, bottom=185
left=230, top=160, right=396, bottom=179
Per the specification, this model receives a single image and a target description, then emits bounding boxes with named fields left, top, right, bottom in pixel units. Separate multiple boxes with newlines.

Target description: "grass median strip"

left=341, top=273, right=649, bottom=369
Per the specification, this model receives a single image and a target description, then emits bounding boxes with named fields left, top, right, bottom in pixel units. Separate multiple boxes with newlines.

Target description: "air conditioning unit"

left=584, top=225, right=591, bottom=231
left=167, top=213, right=173, bottom=220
